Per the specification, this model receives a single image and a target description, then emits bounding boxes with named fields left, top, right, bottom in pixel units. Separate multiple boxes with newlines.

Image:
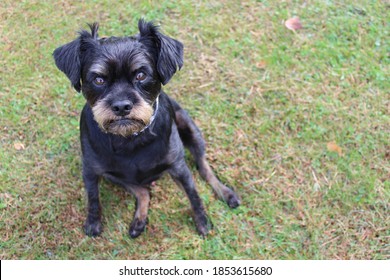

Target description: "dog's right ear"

left=53, top=38, right=82, bottom=92
left=138, top=19, right=183, bottom=85
left=53, top=23, right=99, bottom=92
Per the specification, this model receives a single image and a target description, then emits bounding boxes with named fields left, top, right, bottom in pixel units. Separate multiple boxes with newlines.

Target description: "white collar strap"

left=133, top=95, right=159, bottom=136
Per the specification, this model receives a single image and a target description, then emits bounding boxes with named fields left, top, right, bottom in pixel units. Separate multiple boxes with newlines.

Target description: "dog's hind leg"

left=169, top=158, right=212, bottom=237
left=126, top=186, right=150, bottom=238
left=170, top=98, right=240, bottom=208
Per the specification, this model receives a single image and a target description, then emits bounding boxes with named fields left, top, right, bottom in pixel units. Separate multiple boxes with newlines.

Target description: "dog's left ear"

left=53, top=23, right=99, bottom=92
left=138, top=19, right=183, bottom=85
left=53, top=38, right=82, bottom=92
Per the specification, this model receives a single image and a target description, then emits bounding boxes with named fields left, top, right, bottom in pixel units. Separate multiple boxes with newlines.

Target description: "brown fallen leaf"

left=285, top=17, right=303, bottom=31
left=14, top=142, right=25, bottom=150
left=327, top=141, right=343, bottom=156
left=256, top=60, right=267, bottom=69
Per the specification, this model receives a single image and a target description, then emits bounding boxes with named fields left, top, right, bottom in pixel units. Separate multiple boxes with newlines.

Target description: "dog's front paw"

left=84, top=219, right=102, bottom=237
left=129, top=218, right=148, bottom=239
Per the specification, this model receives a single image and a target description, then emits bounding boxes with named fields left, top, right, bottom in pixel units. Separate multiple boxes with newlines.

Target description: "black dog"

left=53, top=19, right=240, bottom=238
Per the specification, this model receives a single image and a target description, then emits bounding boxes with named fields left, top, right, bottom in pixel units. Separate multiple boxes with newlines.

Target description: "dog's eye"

left=94, top=77, right=105, bottom=86
left=136, top=72, right=146, bottom=81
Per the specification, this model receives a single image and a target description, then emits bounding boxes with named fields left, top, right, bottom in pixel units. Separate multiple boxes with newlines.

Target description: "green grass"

left=1, top=0, right=389, bottom=259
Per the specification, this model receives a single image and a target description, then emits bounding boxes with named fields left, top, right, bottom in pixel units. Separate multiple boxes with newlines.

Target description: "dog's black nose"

left=111, top=100, right=133, bottom=116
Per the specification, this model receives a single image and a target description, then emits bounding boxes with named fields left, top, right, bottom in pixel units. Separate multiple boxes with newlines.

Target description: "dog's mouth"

left=110, top=118, right=146, bottom=126
left=102, top=117, right=148, bottom=136
left=92, top=98, right=155, bottom=137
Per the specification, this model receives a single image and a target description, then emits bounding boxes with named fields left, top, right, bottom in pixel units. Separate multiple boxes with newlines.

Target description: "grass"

left=0, top=0, right=389, bottom=259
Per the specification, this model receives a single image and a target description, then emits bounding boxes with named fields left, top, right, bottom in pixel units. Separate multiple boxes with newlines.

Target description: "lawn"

left=0, top=0, right=388, bottom=259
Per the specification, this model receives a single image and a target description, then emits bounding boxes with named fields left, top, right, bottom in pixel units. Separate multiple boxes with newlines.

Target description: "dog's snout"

left=111, top=100, right=133, bottom=116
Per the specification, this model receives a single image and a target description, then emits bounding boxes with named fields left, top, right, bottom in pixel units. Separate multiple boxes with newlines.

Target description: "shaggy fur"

left=53, top=19, right=240, bottom=238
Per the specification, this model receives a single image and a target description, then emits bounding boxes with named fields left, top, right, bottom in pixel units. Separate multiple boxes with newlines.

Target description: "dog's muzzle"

left=92, top=96, right=159, bottom=137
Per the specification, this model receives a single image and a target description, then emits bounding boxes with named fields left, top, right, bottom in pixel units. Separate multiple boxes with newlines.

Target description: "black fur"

left=137, top=19, right=183, bottom=85
left=53, top=19, right=240, bottom=238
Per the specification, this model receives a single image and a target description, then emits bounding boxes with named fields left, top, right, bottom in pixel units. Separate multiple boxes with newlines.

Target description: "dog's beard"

left=92, top=98, right=154, bottom=137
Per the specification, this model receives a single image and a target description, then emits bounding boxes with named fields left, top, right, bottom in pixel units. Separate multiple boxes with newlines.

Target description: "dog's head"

left=53, top=19, right=183, bottom=137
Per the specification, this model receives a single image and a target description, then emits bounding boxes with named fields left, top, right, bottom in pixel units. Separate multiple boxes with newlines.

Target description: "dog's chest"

left=95, top=137, right=170, bottom=186
left=80, top=101, right=175, bottom=187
